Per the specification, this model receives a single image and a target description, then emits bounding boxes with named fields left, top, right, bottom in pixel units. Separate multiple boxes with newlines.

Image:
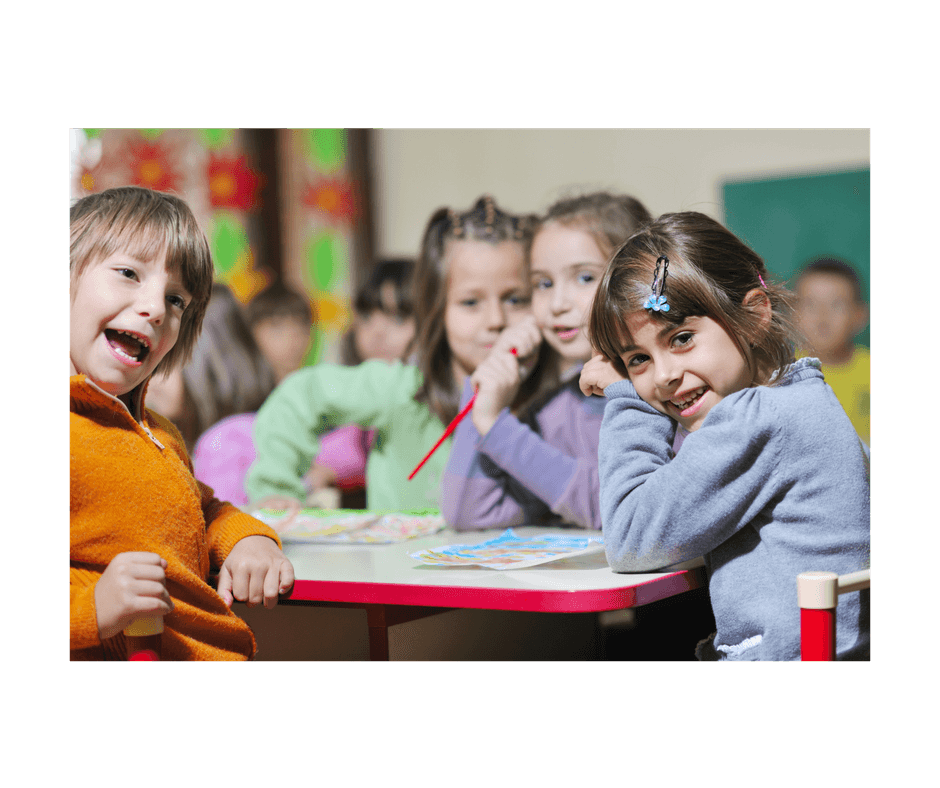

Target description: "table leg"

left=367, top=619, right=391, bottom=661
left=364, top=605, right=454, bottom=661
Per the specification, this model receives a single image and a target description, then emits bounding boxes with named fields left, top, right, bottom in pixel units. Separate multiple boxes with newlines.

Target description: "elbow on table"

left=446, top=510, right=502, bottom=532
left=444, top=501, right=525, bottom=532
left=604, top=541, right=675, bottom=574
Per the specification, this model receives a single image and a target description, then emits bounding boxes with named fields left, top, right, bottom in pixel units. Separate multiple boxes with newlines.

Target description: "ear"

left=743, top=287, right=772, bottom=330
left=853, top=300, right=870, bottom=334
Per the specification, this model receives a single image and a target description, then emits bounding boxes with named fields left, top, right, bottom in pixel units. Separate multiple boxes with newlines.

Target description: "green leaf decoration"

left=209, top=212, right=249, bottom=276
left=303, top=129, right=346, bottom=173
left=303, top=231, right=348, bottom=290
left=200, top=128, right=235, bottom=149
left=138, top=129, right=165, bottom=140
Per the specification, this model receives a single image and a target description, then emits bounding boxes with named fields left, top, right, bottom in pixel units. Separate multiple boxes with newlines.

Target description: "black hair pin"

left=644, top=256, right=670, bottom=312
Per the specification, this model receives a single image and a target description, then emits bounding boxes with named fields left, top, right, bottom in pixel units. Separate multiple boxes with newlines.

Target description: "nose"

left=653, top=355, right=681, bottom=392
left=484, top=298, right=507, bottom=331
left=136, top=283, right=166, bottom=325
left=550, top=281, right=570, bottom=314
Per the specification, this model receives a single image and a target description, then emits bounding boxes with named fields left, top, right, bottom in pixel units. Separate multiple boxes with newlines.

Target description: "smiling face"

left=443, top=239, right=531, bottom=382
left=619, top=311, right=754, bottom=432
left=530, top=221, right=607, bottom=365
left=70, top=250, right=192, bottom=408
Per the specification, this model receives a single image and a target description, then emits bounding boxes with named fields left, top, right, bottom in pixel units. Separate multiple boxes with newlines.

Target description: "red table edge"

left=284, top=565, right=706, bottom=614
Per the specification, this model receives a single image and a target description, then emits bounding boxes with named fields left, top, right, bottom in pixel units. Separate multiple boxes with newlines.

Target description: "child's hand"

left=306, top=461, right=337, bottom=492
left=217, top=535, right=295, bottom=609
left=491, top=315, right=542, bottom=371
left=94, top=552, right=174, bottom=641
left=469, top=317, right=543, bottom=436
left=579, top=354, right=626, bottom=397
left=470, top=349, right=522, bottom=436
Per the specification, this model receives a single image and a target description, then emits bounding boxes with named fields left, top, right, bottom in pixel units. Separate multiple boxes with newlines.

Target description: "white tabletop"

left=282, top=526, right=705, bottom=613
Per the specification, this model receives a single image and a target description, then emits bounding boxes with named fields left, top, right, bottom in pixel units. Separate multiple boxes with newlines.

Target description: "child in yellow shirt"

left=795, top=257, right=870, bottom=445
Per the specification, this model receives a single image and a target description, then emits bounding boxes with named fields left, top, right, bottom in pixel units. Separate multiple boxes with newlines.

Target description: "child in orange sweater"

left=70, top=186, right=294, bottom=660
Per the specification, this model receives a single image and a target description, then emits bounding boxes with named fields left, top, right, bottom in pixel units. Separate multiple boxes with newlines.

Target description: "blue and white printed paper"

left=410, top=528, right=604, bottom=570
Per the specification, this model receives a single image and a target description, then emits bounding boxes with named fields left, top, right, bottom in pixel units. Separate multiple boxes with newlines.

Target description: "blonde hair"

left=589, top=212, right=799, bottom=385
left=539, top=191, right=653, bottom=259
left=70, top=186, right=214, bottom=376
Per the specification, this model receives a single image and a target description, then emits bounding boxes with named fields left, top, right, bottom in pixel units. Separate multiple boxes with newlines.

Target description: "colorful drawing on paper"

left=410, top=528, right=604, bottom=570
left=250, top=507, right=445, bottom=544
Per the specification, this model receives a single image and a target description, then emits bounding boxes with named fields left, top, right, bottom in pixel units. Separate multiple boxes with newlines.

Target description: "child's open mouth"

left=670, top=386, right=708, bottom=417
left=554, top=326, right=579, bottom=341
left=105, top=329, right=150, bottom=365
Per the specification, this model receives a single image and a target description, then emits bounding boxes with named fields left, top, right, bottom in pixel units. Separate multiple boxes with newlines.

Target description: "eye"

left=459, top=298, right=478, bottom=308
left=624, top=353, right=649, bottom=370
left=167, top=294, right=188, bottom=310
left=533, top=277, right=552, bottom=290
left=506, top=293, right=530, bottom=307
left=117, top=267, right=138, bottom=280
left=577, top=271, right=596, bottom=285
left=671, top=331, right=694, bottom=349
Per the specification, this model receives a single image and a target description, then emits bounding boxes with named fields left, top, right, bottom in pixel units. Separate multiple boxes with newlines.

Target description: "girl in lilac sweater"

left=441, top=193, right=652, bottom=530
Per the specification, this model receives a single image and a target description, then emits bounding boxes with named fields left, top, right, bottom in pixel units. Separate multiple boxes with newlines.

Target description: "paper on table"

left=251, top=507, right=446, bottom=544
left=410, top=528, right=604, bottom=570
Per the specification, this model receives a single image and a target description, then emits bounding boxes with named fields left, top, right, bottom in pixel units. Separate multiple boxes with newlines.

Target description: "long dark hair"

left=174, top=282, right=278, bottom=445
left=412, top=195, right=556, bottom=424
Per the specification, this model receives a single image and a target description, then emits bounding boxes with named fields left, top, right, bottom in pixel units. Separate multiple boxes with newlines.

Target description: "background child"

left=339, top=258, right=416, bottom=365
left=173, top=271, right=409, bottom=511
left=580, top=211, right=869, bottom=661
left=441, top=192, right=652, bottom=530
left=306, top=258, right=418, bottom=508
left=246, top=195, right=547, bottom=512
left=150, top=282, right=280, bottom=507
left=70, top=186, right=293, bottom=661
left=794, top=257, right=870, bottom=445
left=246, top=280, right=315, bottom=383
left=147, top=282, right=277, bottom=456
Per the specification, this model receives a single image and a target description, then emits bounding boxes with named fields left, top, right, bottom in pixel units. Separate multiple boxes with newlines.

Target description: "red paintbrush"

left=408, top=348, right=516, bottom=480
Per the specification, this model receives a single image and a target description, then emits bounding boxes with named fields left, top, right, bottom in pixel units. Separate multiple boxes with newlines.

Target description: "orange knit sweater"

left=70, top=375, right=283, bottom=660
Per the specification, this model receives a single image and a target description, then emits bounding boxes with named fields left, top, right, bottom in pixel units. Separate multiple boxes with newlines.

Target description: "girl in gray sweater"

left=579, top=212, right=869, bottom=660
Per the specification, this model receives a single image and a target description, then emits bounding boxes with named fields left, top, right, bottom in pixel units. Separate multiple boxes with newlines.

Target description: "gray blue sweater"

left=599, top=358, right=870, bottom=660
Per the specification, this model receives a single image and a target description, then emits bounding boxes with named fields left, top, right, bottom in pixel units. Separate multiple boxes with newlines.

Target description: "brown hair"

left=539, top=191, right=653, bottom=259
left=169, top=282, right=278, bottom=447
left=70, top=186, right=214, bottom=377
left=354, top=258, right=416, bottom=317
left=246, top=280, right=315, bottom=328
left=796, top=256, right=865, bottom=303
left=412, top=195, right=555, bottom=424
left=589, top=212, right=800, bottom=385
left=339, top=258, right=416, bottom=366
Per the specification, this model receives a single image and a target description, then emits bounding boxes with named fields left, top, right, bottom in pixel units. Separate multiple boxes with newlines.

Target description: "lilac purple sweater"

left=440, top=373, right=606, bottom=530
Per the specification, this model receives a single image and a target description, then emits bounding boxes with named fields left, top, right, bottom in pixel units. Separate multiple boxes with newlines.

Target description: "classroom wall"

left=369, top=129, right=870, bottom=258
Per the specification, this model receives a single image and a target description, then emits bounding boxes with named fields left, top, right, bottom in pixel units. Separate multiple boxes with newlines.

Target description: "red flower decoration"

left=207, top=153, right=262, bottom=210
left=302, top=178, right=357, bottom=224
left=125, top=139, right=181, bottom=193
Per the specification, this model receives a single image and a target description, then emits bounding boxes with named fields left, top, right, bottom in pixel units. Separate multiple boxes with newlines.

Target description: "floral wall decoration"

left=71, top=128, right=267, bottom=303
left=277, top=129, right=362, bottom=365
left=70, top=128, right=368, bottom=368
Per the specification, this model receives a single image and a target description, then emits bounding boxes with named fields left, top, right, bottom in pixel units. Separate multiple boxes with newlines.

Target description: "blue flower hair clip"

left=644, top=255, right=670, bottom=312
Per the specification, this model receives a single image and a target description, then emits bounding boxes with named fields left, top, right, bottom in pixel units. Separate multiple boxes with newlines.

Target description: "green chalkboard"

left=722, top=167, right=870, bottom=348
